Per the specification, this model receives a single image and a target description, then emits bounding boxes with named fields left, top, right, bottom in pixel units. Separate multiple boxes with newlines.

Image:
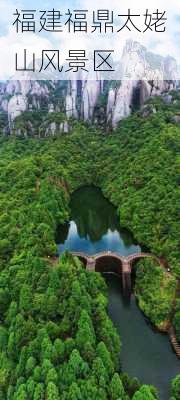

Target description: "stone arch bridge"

left=71, top=251, right=161, bottom=294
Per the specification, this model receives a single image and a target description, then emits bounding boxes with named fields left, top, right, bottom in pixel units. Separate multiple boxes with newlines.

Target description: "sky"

left=0, top=0, right=179, bottom=80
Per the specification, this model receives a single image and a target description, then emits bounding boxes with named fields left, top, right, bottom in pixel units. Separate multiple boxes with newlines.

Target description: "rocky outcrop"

left=0, top=41, right=177, bottom=135
left=44, top=121, right=70, bottom=136
left=8, top=95, right=27, bottom=124
left=170, top=115, right=180, bottom=124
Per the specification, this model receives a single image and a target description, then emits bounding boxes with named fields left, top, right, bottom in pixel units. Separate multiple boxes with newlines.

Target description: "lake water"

left=57, top=185, right=141, bottom=256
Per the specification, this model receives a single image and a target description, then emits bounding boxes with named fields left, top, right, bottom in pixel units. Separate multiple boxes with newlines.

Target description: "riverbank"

left=134, top=288, right=180, bottom=359
left=169, top=327, right=180, bottom=358
left=105, top=274, right=180, bottom=400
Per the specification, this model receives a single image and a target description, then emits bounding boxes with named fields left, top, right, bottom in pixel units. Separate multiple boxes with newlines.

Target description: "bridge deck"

left=71, top=251, right=159, bottom=264
left=70, top=250, right=162, bottom=275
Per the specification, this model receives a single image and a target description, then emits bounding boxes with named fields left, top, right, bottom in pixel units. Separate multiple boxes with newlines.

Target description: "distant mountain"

left=0, top=41, right=178, bottom=136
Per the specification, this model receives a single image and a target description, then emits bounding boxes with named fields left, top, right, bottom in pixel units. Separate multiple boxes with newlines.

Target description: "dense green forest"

left=135, top=259, right=176, bottom=330
left=0, top=92, right=179, bottom=398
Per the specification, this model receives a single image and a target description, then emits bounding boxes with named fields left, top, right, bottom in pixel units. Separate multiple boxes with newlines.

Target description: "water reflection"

left=57, top=186, right=141, bottom=255
left=56, top=186, right=180, bottom=400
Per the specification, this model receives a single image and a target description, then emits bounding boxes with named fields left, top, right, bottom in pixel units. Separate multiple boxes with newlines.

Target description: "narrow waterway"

left=57, top=186, right=179, bottom=399
left=105, top=274, right=179, bottom=400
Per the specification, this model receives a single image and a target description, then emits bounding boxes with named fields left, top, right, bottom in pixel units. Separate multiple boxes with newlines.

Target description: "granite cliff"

left=0, top=41, right=177, bottom=136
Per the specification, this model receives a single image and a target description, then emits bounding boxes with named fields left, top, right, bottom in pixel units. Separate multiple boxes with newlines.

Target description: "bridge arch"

left=126, top=252, right=161, bottom=269
left=70, top=250, right=161, bottom=297
left=78, top=256, right=88, bottom=268
left=72, top=252, right=88, bottom=268
left=94, top=253, right=124, bottom=276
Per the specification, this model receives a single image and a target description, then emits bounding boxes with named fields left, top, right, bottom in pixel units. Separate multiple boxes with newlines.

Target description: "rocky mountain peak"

left=0, top=41, right=178, bottom=135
